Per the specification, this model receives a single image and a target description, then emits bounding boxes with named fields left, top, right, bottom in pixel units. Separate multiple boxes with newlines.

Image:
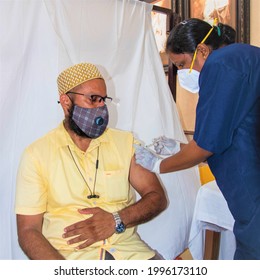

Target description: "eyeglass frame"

left=66, top=91, right=113, bottom=104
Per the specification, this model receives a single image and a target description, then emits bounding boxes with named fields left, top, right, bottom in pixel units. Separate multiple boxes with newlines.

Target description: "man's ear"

left=59, top=94, right=72, bottom=114
left=197, top=43, right=211, bottom=60
left=59, top=94, right=70, bottom=105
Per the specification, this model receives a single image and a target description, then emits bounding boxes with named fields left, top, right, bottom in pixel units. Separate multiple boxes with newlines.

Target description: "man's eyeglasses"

left=67, top=91, right=113, bottom=104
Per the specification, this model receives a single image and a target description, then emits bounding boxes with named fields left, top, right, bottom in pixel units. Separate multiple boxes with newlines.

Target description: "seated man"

left=15, top=62, right=167, bottom=260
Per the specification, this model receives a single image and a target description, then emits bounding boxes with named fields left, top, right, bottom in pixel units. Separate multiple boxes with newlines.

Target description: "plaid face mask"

left=72, top=104, right=109, bottom=138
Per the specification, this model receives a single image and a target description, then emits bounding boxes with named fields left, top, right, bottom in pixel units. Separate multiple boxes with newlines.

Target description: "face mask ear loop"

left=189, top=49, right=198, bottom=73
left=189, top=18, right=218, bottom=73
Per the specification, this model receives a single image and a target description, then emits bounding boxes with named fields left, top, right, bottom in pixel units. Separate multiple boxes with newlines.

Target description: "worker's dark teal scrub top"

left=194, top=43, right=260, bottom=259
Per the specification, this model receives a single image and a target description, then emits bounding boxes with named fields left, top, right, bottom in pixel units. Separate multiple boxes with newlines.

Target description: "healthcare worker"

left=135, top=18, right=260, bottom=260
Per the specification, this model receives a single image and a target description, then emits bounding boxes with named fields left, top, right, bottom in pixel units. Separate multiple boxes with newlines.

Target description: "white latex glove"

left=134, top=144, right=162, bottom=173
left=153, top=136, right=180, bottom=155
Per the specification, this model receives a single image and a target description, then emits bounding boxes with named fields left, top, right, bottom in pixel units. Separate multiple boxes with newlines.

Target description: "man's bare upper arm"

left=17, top=213, right=44, bottom=234
left=129, top=156, right=165, bottom=198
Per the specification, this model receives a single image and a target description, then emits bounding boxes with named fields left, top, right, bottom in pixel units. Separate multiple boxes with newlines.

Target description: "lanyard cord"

left=67, top=145, right=100, bottom=199
left=189, top=18, right=218, bottom=73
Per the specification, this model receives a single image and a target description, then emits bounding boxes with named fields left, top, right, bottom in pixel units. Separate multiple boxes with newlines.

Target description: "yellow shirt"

left=15, top=123, right=155, bottom=260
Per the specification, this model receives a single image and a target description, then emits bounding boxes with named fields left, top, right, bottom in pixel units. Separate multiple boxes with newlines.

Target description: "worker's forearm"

left=18, top=229, right=65, bottom=260
left=160, top=140, right=212, bottom=173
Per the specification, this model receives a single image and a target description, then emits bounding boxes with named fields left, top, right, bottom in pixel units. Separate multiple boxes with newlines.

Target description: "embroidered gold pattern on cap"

left=57, top=63, right=103, bottom=95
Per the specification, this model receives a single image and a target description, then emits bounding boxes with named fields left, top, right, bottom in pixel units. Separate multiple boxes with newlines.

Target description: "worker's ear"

left=197, top=43, right=211, bottom=60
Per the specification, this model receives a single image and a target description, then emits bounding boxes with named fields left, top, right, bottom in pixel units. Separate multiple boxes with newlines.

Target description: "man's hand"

left=63, top=207, right=115, bottom=250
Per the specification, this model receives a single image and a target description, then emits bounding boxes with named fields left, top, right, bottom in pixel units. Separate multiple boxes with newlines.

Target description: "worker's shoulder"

left=215, top=43, right=259, bottom=58
left=207, top=43, right=260, bottom=72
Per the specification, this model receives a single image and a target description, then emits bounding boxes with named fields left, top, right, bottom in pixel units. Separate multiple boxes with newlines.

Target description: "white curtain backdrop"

left=0, top=0, right=200, bottom=260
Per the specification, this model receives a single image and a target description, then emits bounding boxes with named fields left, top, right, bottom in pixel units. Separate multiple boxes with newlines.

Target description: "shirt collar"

left=57, top=122, right=109, bottom=153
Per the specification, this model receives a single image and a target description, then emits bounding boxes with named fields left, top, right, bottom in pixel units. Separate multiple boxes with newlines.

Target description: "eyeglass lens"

left=90, top=95, right=112, bottom=104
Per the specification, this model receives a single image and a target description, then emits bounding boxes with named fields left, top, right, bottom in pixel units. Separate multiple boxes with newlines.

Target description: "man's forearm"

left=118, top=191, right=167, bottom=228
left=18, top=229, right=65, bottom=260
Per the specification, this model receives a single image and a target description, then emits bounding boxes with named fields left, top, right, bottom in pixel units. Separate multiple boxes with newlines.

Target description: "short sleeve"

left=194, top=61, right=254, bottom=154
left=15, top=147, right=47, bottom=214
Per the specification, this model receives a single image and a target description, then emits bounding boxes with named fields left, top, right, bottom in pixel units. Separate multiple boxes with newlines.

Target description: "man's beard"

left=68, top=105, right=91, bottom=138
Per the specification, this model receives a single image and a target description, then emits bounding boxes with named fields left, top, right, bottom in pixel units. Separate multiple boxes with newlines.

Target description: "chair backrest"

left=199, top=164, right=215, bottom=185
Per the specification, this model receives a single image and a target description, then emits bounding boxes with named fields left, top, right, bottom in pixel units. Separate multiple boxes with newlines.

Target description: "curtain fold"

left=0, top=0, right=200, bottom=259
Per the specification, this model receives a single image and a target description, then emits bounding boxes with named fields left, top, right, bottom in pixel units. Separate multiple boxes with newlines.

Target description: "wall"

left=251, top=0, right=260, bottom=47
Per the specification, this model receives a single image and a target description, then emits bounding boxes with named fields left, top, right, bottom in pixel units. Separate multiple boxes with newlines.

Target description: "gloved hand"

left=153, top=136, right=180, bottom=155
left=134, top=144, right=162, bottom=173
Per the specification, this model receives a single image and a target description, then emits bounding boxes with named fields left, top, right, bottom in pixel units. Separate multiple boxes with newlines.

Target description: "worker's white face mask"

left=177, top=69, right=200, bottom=93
